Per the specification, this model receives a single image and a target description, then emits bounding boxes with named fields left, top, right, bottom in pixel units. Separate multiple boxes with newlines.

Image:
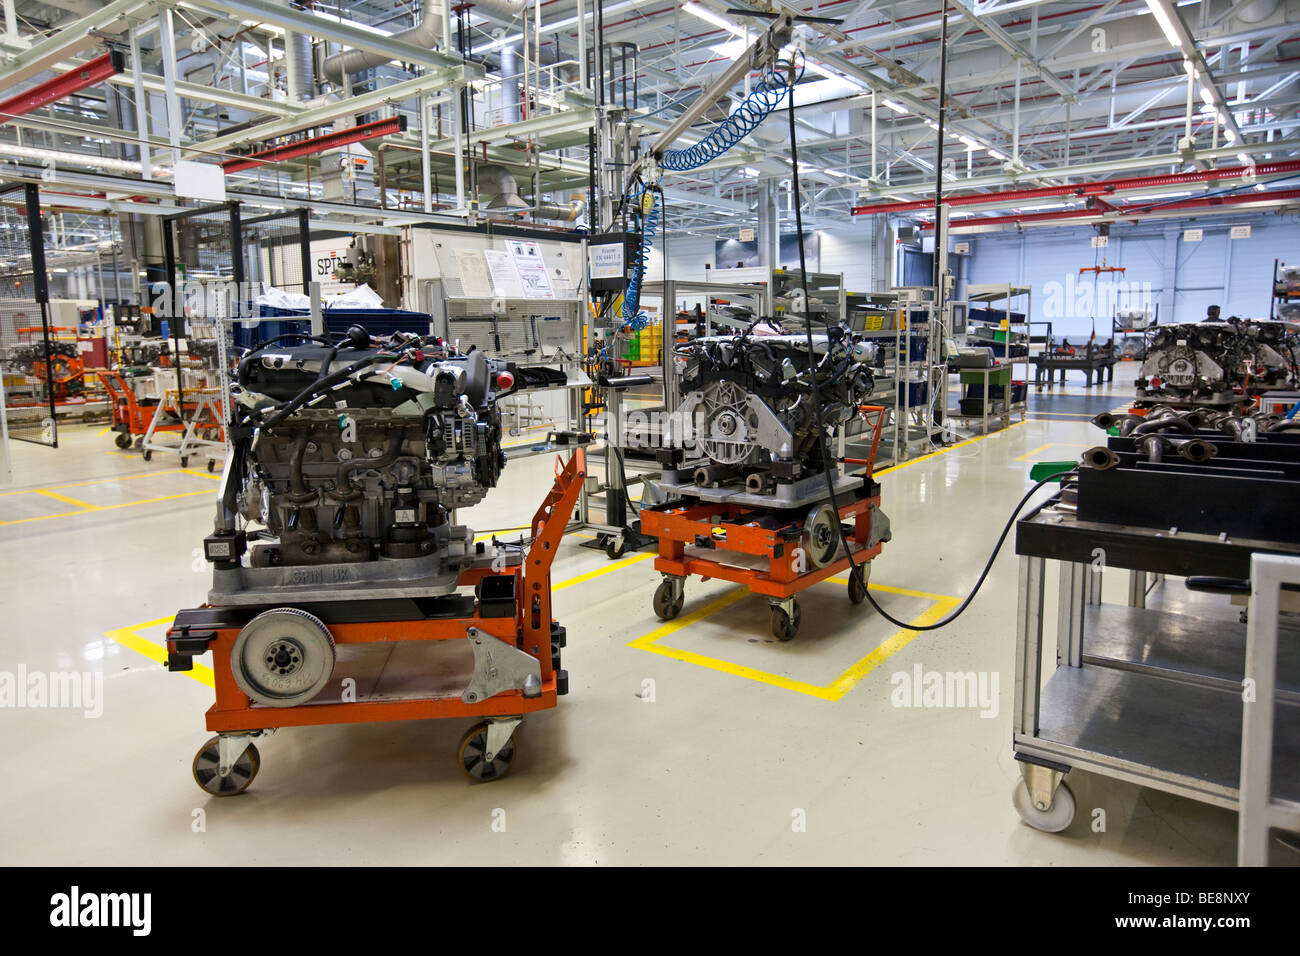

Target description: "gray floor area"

left=0, top=372, right=1287, bottom=865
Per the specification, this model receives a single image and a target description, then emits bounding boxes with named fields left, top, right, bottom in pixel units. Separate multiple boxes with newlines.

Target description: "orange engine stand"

left=640, top=406, right=890, bottom=641
left=165, top=448, right=586, bottom=794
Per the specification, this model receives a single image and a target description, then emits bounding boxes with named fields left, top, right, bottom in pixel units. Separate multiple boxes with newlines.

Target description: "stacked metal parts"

left=1078, top=405, right=1300, bottom=543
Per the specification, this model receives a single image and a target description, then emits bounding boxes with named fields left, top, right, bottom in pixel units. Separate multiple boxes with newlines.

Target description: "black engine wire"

left=783, top=75, right=1072, bottom=631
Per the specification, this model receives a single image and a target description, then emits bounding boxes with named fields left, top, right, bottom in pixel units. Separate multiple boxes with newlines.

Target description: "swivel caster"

left=114, top=432, right=130, bottom=449
left=652, top=577, right=685, bottom=621
left=180, top=456, right=189, bottom=468
left=1012, top=778, right=1076, bottom=832
left=458, top=719, right=519, bottom=782
left=770, top=600, right=801, bottom=641
left=141, top=449, right=152, bottom=462
left=191, top=734, right=261, bottom=797
left=207, top=459, right=217, bottom=473
left=847, top=563, right=870, bottom=605
left=604, top=535, right=627, bottom=560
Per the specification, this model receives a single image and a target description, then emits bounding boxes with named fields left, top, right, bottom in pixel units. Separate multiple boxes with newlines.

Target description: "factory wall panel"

left=967, top=216, right=1300, bottom=339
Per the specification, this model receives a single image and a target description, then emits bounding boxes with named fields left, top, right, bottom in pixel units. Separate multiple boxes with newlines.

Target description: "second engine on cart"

left=226, top=329, right=520, bottom=569
left=668, top=325, right=876, bottom=494
left=1138, top=319, right=1298, bottom=403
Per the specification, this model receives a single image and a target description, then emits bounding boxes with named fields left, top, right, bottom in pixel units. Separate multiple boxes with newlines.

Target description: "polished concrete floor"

left=0, top=371, right=1283, bottom=865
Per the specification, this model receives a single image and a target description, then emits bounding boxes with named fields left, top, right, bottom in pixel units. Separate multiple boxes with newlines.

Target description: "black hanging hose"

left=783, top=78, right=1072, bottom=632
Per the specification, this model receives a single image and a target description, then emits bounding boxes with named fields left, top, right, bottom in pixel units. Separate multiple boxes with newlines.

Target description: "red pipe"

left=924, top=187, right=1300, bottom=230
left=222, top=116, right=408, bottom=174
left=0, top=51, right=125, bottom=126
left=851, top=159, right=1300, bottom=216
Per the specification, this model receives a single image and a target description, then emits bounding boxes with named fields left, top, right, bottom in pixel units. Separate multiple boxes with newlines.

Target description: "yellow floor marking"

left=0, top=466, right=201, bottom=496
left=628, top=580, right=960, bottom=701
left=34, top=488, right=97, bottom=509
left=1013, top=441, right=1091, bottom=463
left=0, top=488, right=213, bottom=526
left=97, top=426, right=111, bottom=436
left=874, top=418, right=1026, bottom=478
left=104, top=617, right=215, bottom=689
left=554, top=550, right=655, bottom=590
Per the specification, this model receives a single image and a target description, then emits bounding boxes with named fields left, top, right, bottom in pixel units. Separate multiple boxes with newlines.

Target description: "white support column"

left=158, top=9, right=182, bottom=167
left=129, top=26, right=153, bottom=181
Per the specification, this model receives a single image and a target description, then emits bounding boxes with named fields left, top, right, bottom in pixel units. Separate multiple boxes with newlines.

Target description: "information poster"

left=453, top=248, right=494, bottom=298
left=483, top=250, right=524, bottom=298
left=505, top=239, right=556, bottom=300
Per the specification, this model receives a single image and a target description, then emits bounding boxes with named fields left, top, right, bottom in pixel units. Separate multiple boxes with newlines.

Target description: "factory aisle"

left=0, top=382, right=1260, bottom=865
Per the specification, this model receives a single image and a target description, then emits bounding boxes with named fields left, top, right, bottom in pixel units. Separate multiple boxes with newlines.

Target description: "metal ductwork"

left=468, top=0, right=528, bottom=19
left=322, top=0, right=444, bottom=84
left=285, top=9, right=313, bottom=102
left=477, top=164, right=585, bottom=222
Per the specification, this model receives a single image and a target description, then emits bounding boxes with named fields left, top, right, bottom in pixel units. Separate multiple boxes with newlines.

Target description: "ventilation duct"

left=476, top=164, right=585, bottom=223
left=322, top=0, right=445, bottom=84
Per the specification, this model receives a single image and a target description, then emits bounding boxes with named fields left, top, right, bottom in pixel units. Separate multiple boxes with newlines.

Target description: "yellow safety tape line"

left=627, top=580, right=961, bottom=701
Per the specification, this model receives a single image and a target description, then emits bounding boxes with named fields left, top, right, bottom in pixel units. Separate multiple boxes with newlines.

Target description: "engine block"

left=1138, top=319, right=1298, bottom=404
left=666, top=326, right=875, bottom=500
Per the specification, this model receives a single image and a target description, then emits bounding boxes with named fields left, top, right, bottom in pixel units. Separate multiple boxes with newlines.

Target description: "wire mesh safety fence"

left=0, top=182, right=57, bottom=446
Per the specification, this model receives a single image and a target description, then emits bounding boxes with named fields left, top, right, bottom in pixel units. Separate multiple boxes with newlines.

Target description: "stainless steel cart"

left=1012, top=489, right=1300, bottom=852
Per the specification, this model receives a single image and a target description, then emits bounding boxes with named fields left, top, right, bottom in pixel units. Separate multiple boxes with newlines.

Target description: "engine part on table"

left=1137, top=319, right=1299, bottom=404
left=665, top=323, right=875, bottom=501
left=207, top=327, right=538, bottom=603
left=1073, top=428, right=1300, bottom=543
left=1094, top=404, right=1300, bottom=442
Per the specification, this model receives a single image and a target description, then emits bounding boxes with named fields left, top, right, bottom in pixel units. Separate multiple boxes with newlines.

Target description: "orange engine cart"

left=164, top=448, right=586, bottom=795
left=640, top=406, right=891, bottom=641
left=88, top=368, right=155, bottom=448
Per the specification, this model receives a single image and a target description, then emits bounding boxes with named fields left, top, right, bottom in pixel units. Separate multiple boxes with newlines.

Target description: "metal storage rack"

left=1012, top=481, right=1300, bottom=848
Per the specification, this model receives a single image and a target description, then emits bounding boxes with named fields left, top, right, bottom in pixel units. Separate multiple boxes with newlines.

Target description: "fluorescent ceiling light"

left=882, top=99, right=907, bottom=114
left=1145, top=0, right=1183, bottom=49
left=1237, top=152, right=1253, bottom=166
left=682, top=2, right=745, bottom=36
left=1199, top=87, right=1215, bottom=105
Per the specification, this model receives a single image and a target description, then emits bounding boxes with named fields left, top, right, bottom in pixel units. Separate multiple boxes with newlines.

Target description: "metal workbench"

left=1012, top=487, right=1300, bottom=852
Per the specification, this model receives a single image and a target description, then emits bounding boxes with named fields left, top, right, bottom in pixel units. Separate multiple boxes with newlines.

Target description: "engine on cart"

left=1138, top=319, right=1299, bottom=404
left=207, top=327, right=556, bottom=594
left=666, top=324, right=876, bottom=497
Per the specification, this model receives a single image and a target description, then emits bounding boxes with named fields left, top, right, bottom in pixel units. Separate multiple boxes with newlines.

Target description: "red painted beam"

left=0, top=51, right=125, bottom=126
left=851, top=159, right=1300, bottom=217
left=221, top=115, right=408, bottom=174
left=924, top=187, right=1300, bottom=230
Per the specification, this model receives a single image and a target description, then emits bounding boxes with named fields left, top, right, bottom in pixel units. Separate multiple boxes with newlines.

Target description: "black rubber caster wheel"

left=770, top=602, right=801, bottom=641
left=458, top=722, right=516, bottom=781
left=605, top=537, right=627, bottom=560
left=141, top=449, right=152, bottom=461
left=114, top=432, right=130, bottom=449
left=652, top=580, right=684, bottom=621
left=180, top=457, right=189, bottom=468
left=848, top=564, right=868, bottom=605
left=207, top=459, right=216, bottom=472
left=191, top=736, right=260, bottom=797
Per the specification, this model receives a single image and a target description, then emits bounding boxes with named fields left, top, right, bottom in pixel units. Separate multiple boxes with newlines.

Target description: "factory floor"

left=0, top=371, right=1286, bottom=866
